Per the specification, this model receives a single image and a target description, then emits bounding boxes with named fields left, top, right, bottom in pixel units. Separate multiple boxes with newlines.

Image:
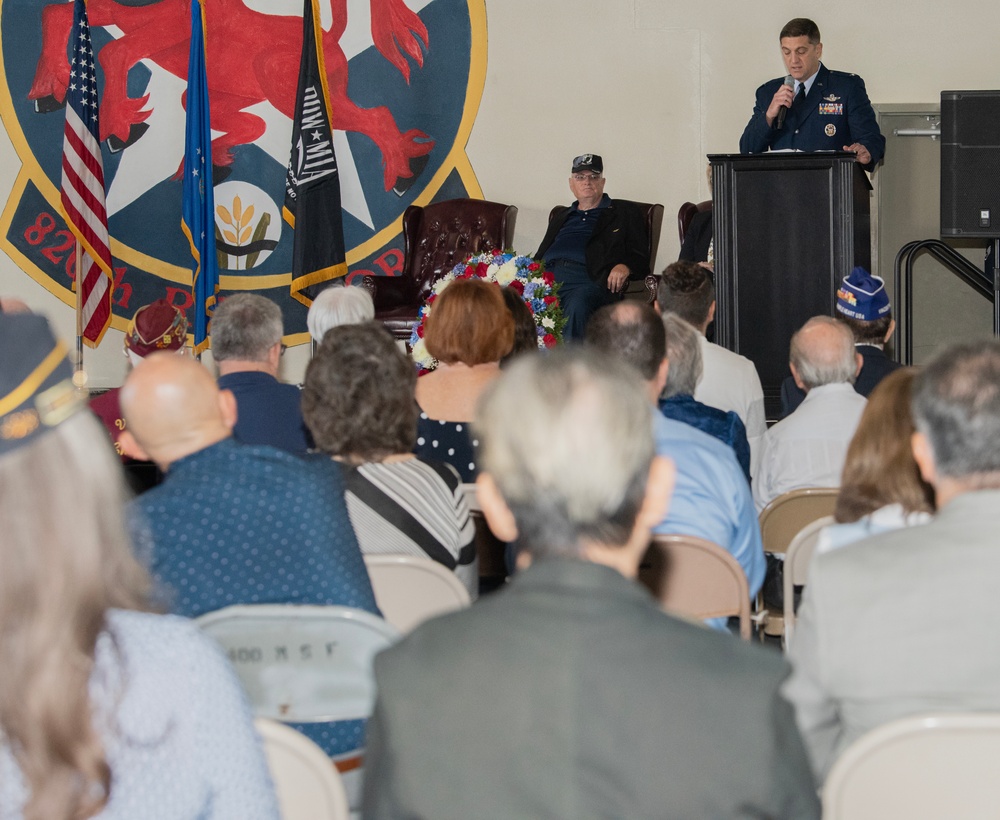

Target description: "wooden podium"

left=708, top=152, right=872, bottom=418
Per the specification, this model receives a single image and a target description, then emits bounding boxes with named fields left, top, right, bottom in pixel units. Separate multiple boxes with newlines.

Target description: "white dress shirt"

left=753, top=382, right=867, bottom=512
left=694, top=334, right=767, bottom=475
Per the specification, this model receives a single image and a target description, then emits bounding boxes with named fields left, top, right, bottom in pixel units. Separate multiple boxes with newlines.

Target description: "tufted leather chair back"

left=368, top=198, right=518, bottom=341
left=403, top=199, right=518, bottom=301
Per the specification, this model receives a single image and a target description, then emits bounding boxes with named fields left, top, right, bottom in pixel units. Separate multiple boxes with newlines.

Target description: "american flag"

left=61, top=0, right=113, bottom=347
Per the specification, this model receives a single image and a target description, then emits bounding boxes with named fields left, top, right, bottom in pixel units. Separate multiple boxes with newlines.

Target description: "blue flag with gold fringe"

left=284, top=0, right=347, bottom=306
left=181, top=0, right=218, bottom=354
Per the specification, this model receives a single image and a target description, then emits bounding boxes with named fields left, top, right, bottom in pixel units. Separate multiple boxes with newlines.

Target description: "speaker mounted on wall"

left=941, top=90, right=1000, bottom=238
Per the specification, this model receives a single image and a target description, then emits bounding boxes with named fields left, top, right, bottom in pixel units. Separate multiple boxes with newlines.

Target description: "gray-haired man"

left=785, top=341, right=1000, bottom=782
left=363, top=346, right=819, bottom=819
left=753, top=315, right=865, bottom=511
left=211, top=292, right=311, bottom=454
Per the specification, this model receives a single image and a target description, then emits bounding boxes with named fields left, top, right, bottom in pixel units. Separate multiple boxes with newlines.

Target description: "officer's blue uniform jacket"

left=740, top=64, right=885, bottom=171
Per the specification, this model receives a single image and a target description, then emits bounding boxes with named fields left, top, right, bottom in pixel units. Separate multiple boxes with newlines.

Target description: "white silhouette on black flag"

left=284, top=0, right=347, bottom=305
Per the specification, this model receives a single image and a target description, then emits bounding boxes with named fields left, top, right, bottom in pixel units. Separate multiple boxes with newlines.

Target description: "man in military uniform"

left=739, top=18, right=885, bottom=171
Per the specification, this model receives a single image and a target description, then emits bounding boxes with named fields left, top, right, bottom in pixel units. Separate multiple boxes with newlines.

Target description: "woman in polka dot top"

left=413, top=279, right=514, bottom=482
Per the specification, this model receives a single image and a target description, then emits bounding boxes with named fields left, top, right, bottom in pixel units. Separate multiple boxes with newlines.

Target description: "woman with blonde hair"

left=818, top=367, right=935, bottom=552
left=414, top=277, right=514, bottom=481
left=0, top=314, right=277, bottom=819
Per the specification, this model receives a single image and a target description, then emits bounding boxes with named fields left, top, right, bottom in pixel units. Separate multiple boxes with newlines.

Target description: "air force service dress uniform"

left=740, top=64, right=885, bottom=171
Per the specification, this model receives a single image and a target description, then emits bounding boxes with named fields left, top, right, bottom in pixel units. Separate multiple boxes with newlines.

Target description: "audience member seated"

left=754, top=316, right=867, bottom=512
left=659, top=312, right=751, bottom=483
left=781, top=267, right=902, bottom=417
left=302, top=321, right=477, bottom=598
left=586, top=303, right=765, bottom=618
left=363, top=346, right=818, bottom=818
left=500, top=285, right=539, bottom=367
left=0, top=314, right=278, bottom=818
left=656, top=261, right=766, bottom=472
left=535, top=153, right=650, bottom=340
left=211, top=292, right=311, bottom=454
left=817, top=367, right=934, bottom=553
left=413, top=278, right=514, bottom=482
left=120, top=353, right=378, bottom=757
left=784, top=341, right=1000, bottom=783
left=90, top=299, right=188, bottom=460
left=306, top=283, right=375, bottom=344
left=679, top=165, right=714, bottom=267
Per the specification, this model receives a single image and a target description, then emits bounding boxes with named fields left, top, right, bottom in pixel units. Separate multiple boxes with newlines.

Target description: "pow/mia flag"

left=284, top=0, right=347, bottom=305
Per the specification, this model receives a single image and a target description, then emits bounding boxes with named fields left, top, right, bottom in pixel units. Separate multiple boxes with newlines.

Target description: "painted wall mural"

left=0, top=0, right=486, bottom=343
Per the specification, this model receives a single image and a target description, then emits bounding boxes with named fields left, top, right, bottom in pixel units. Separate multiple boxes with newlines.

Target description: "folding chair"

left=639, top=534, right=753, bottom=639
left=255, top=717, right=350, bottom=820
left=782, top=514, right=834, bottom=648
left=364, top=554, right=471, bottom=634
left=756, top=488, right=838, bottom=639
left=823, top=712, right=1000, bottom=820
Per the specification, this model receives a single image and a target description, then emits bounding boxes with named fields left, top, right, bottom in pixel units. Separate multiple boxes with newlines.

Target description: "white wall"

left=2, top=0, right=996, bottom=385
left=469, top=0, right=1000, bottom=268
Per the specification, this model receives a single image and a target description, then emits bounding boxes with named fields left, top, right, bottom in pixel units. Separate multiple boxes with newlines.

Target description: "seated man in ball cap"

left=535, top=153, right=649, bottom=340
left=780, top=266, right=901, bottom=417
left=89, top=298, right=188, bottom=459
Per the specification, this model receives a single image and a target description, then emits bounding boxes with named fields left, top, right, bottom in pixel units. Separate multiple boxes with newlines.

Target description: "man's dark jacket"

left=740, top=64, right=885, bottom=172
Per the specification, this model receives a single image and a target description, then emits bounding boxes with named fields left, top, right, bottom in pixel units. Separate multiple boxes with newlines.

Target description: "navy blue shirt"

left=659, top=394, right=752, bottom=484
left=129, top=437, right=379, bottom=756
left=218, top=370, right=312, bottom=455
left=540, top=194, right=610, bottom=266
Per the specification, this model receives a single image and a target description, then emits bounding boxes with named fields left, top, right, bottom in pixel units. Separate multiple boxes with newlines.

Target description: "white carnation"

left=495, top=260, right=518, bottom=285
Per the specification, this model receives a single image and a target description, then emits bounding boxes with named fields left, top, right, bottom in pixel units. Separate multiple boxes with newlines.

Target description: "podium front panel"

left=709, top=153, right=871, bottom=418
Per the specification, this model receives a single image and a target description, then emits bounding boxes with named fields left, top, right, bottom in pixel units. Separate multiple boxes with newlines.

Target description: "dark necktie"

left=793, top=83, right=806, bottom=110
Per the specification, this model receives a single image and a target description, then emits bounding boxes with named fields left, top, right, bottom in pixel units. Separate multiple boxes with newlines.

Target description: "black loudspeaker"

left=941, top=90, right=1000, bottom=237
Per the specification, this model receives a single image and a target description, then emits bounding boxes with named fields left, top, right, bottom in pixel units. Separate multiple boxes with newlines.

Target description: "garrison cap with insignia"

left=0, top=314, right=85, bottom=455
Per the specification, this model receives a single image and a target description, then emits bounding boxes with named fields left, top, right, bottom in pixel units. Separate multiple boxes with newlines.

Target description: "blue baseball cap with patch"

left=836, top=267, right=891, bottom=321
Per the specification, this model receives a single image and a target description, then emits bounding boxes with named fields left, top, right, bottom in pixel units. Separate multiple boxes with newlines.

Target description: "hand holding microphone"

left=771, top=74, right=796, bottom=129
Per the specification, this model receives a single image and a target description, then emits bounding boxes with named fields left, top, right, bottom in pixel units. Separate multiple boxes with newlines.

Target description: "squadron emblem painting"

left=0, top=0, right=487, bottom=343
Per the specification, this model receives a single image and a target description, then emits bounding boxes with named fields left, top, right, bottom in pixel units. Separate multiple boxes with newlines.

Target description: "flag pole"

left=74, top=240, right=83, bottom=374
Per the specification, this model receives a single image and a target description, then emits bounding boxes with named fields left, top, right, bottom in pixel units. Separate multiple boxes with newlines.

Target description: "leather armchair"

left=365, top=198, right=518, bottom=341
left=677, top=199, right=713, bottom=245
left=643, top=199, right=714, bottom=303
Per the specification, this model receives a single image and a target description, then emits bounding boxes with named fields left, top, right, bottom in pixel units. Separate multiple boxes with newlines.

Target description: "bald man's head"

left=789, top=316, right=861, bottom=392
left=119, top=353, right=236, bottom=469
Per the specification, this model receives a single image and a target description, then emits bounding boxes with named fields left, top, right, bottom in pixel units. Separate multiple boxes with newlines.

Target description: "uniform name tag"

left=818, top=103, right=843, bottom=115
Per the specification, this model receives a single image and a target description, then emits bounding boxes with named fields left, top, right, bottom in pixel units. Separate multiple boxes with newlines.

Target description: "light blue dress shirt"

left=652, top=412, right=767, bottom=617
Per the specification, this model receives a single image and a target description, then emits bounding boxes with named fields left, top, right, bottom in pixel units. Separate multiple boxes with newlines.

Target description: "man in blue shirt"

left=120, top=352, right=378, bottom=756
left=740, top=18, right=885, bottom=171
left=586, top=303, right=766, bottom=612
left=659, top=312, right=752, bottom=483
left=211, top=292, right=312, bottom=454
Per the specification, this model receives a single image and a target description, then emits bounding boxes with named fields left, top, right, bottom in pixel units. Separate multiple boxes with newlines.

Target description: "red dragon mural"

left=27, top=0, right=435, bottom=190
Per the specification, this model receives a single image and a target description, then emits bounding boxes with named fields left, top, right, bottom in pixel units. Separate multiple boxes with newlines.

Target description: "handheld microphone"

left=775, top=74, right=795, bottom=130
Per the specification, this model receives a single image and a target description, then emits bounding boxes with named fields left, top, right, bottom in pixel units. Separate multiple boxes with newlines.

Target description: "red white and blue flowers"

left=410, top=250, right=565, bottom=370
